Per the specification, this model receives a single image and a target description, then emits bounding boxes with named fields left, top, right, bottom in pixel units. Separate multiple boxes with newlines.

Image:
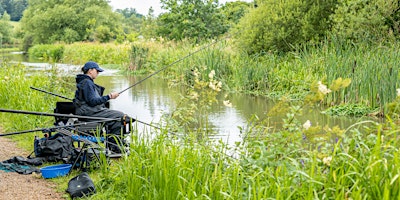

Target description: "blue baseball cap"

left=83, top=61, right=104, bottom=72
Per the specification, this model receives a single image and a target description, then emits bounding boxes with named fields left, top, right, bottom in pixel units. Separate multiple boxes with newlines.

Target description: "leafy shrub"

left=62, top=42, right=130, bottom=65
left=331, top=0, right=399, bottom=42
left=234, top=0, right=337, bottom=54
left=28, top=44, right=65, bottom=62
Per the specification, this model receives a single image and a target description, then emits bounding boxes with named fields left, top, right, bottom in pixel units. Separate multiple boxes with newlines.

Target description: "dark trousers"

left=90, top=109, right=129, bottom=153
left=90, top=109, right=125, bottom=135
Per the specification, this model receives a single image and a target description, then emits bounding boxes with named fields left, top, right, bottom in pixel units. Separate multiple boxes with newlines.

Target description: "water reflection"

left=96, top=74, right=362, bottom=146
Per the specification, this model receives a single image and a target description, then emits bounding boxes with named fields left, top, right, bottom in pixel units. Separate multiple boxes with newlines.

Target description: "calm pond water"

left=4, top=52, right=367, bottom=145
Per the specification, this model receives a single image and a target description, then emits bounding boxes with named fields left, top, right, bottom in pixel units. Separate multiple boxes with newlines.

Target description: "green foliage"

left=0, top=62, right=72, bottom=146
left=61, top=28, right=80, bottom=44
left=115, top=8, right=143, bottom=19
left=167, top=66, right=224, bottom=132
left=116, top=8, right=143, bottom=37
left=62, top=43, right=131, bottom=65
left=240, top=113, right=400, bottom=199
left=0, top=11, right=12, bottom=43
left=234, top=0, right=337, bottom=54
left=220, top=1, right=251, bottom=27
left=86, top=78, right=400, bottom=199
left=129, top=44, right=149, bottom=71
left=20, top=0, right=122, bottom=46
left=94, top=25, right=113, bottom=43
left=139, top=7, right=158, bottom=39
left=323, top=104, right=374, bottom=117
left=28, top=44, right=65, bottom=62
left=158, top=0, right=229, bottom=41
left=331, top=0, right=399, bottom=41
left=317, top=40, right=400, bottom=111
left=28, top=42, right=132, bottom=65
left=0, top=0, right=28, bottom=21
left=94, top=129, right=242, bottom=199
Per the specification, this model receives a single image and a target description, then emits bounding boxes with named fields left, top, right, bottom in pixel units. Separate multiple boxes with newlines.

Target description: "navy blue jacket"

left=74, top=74, right=110, bottom=115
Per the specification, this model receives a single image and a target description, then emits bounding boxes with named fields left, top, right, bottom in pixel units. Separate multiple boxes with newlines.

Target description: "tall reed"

left=297, top=39, right=400, bottom=113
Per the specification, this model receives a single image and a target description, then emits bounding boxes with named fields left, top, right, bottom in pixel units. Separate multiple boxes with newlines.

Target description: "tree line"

left=1, top=0, right=399, bottom=54
left=0, top=0, right=27, bottom=21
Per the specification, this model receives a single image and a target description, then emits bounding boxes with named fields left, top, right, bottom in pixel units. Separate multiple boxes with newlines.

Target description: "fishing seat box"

left=53, top=101, right=109, bottom=135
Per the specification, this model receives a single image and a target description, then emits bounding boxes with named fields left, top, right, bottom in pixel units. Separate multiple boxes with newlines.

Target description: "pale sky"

left=109, top=0, right=253, bottom=16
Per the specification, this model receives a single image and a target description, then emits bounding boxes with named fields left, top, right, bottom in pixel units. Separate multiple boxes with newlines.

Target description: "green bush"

left=331, top=0, right=399, bottom=42
left=62, top=42, right=130, bottom=65
left=234, top=0, right=337, bottom=54
left=28, top=44, right=65, bottom=62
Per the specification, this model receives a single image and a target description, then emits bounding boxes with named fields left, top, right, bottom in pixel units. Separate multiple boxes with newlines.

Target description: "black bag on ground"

left=66, top=172, right=96, bottom=198
left=34, top=133, right=77, bottom=163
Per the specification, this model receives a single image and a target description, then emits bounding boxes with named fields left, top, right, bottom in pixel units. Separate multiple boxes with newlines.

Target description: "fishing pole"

left=118, top=38, right=222, bottom=94
left=30, top=86, right=73, bottom=101
left=0, top=108, right=113, bottom=121
left=0, top=108, right=174, bottom=134
left=0, top=118, right=116, bottom=137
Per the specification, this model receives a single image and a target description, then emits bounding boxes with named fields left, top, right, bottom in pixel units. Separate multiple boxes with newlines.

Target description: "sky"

left=109, top=0, right=253, bottom=16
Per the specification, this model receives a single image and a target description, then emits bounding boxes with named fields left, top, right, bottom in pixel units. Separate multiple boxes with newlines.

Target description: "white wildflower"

left=303, top=120, right=311, bottom=130
left=193, top=68, right=199, bottom=78
left=322, top=156, right=332, bottom=166
left=190, top=92, right=199, bottom=100
left=223, top=100, right=232, bottom=107
left=318, top=81, right=331, bottom=95
left=208, top=70, right=215, bottom=79
left=209, top=82, right=216, bottom=90
left=217, top=81, right=222, bottom=88
left=397, top=88, right=400, bottom=97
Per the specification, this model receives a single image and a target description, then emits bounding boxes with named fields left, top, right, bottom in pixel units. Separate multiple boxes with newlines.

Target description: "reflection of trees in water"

left=97, top=74, right=364, bottom=140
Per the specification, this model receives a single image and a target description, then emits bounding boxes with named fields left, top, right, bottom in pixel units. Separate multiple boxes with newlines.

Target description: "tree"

left=115, top=8, right=143, bottom=19
left=234, top=0, right=337, bottom=54
left=0, top=11, right=12, bottom=44
left=158, top=0, right=228, bottom=41
left=331, top=0, right=400, bottom=41
left=116, top=8, right=143, bottom=36
left=220, top=1, right=251, bottom=27
left=140, top=7, right=158, bottom=39
left=0, top=0, right=28, bottom=21
left=20, top=0, right=122, bottom=46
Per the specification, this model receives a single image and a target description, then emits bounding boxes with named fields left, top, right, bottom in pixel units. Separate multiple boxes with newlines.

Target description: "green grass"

left=0, top=61, right=72, bottom=148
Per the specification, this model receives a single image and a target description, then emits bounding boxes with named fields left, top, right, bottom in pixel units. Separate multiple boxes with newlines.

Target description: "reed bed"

left=300, top=40, right=400, bottom=111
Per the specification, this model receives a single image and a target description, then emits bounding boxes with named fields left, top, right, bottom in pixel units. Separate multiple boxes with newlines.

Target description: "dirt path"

left=0, top=137, right=64, bottom=200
